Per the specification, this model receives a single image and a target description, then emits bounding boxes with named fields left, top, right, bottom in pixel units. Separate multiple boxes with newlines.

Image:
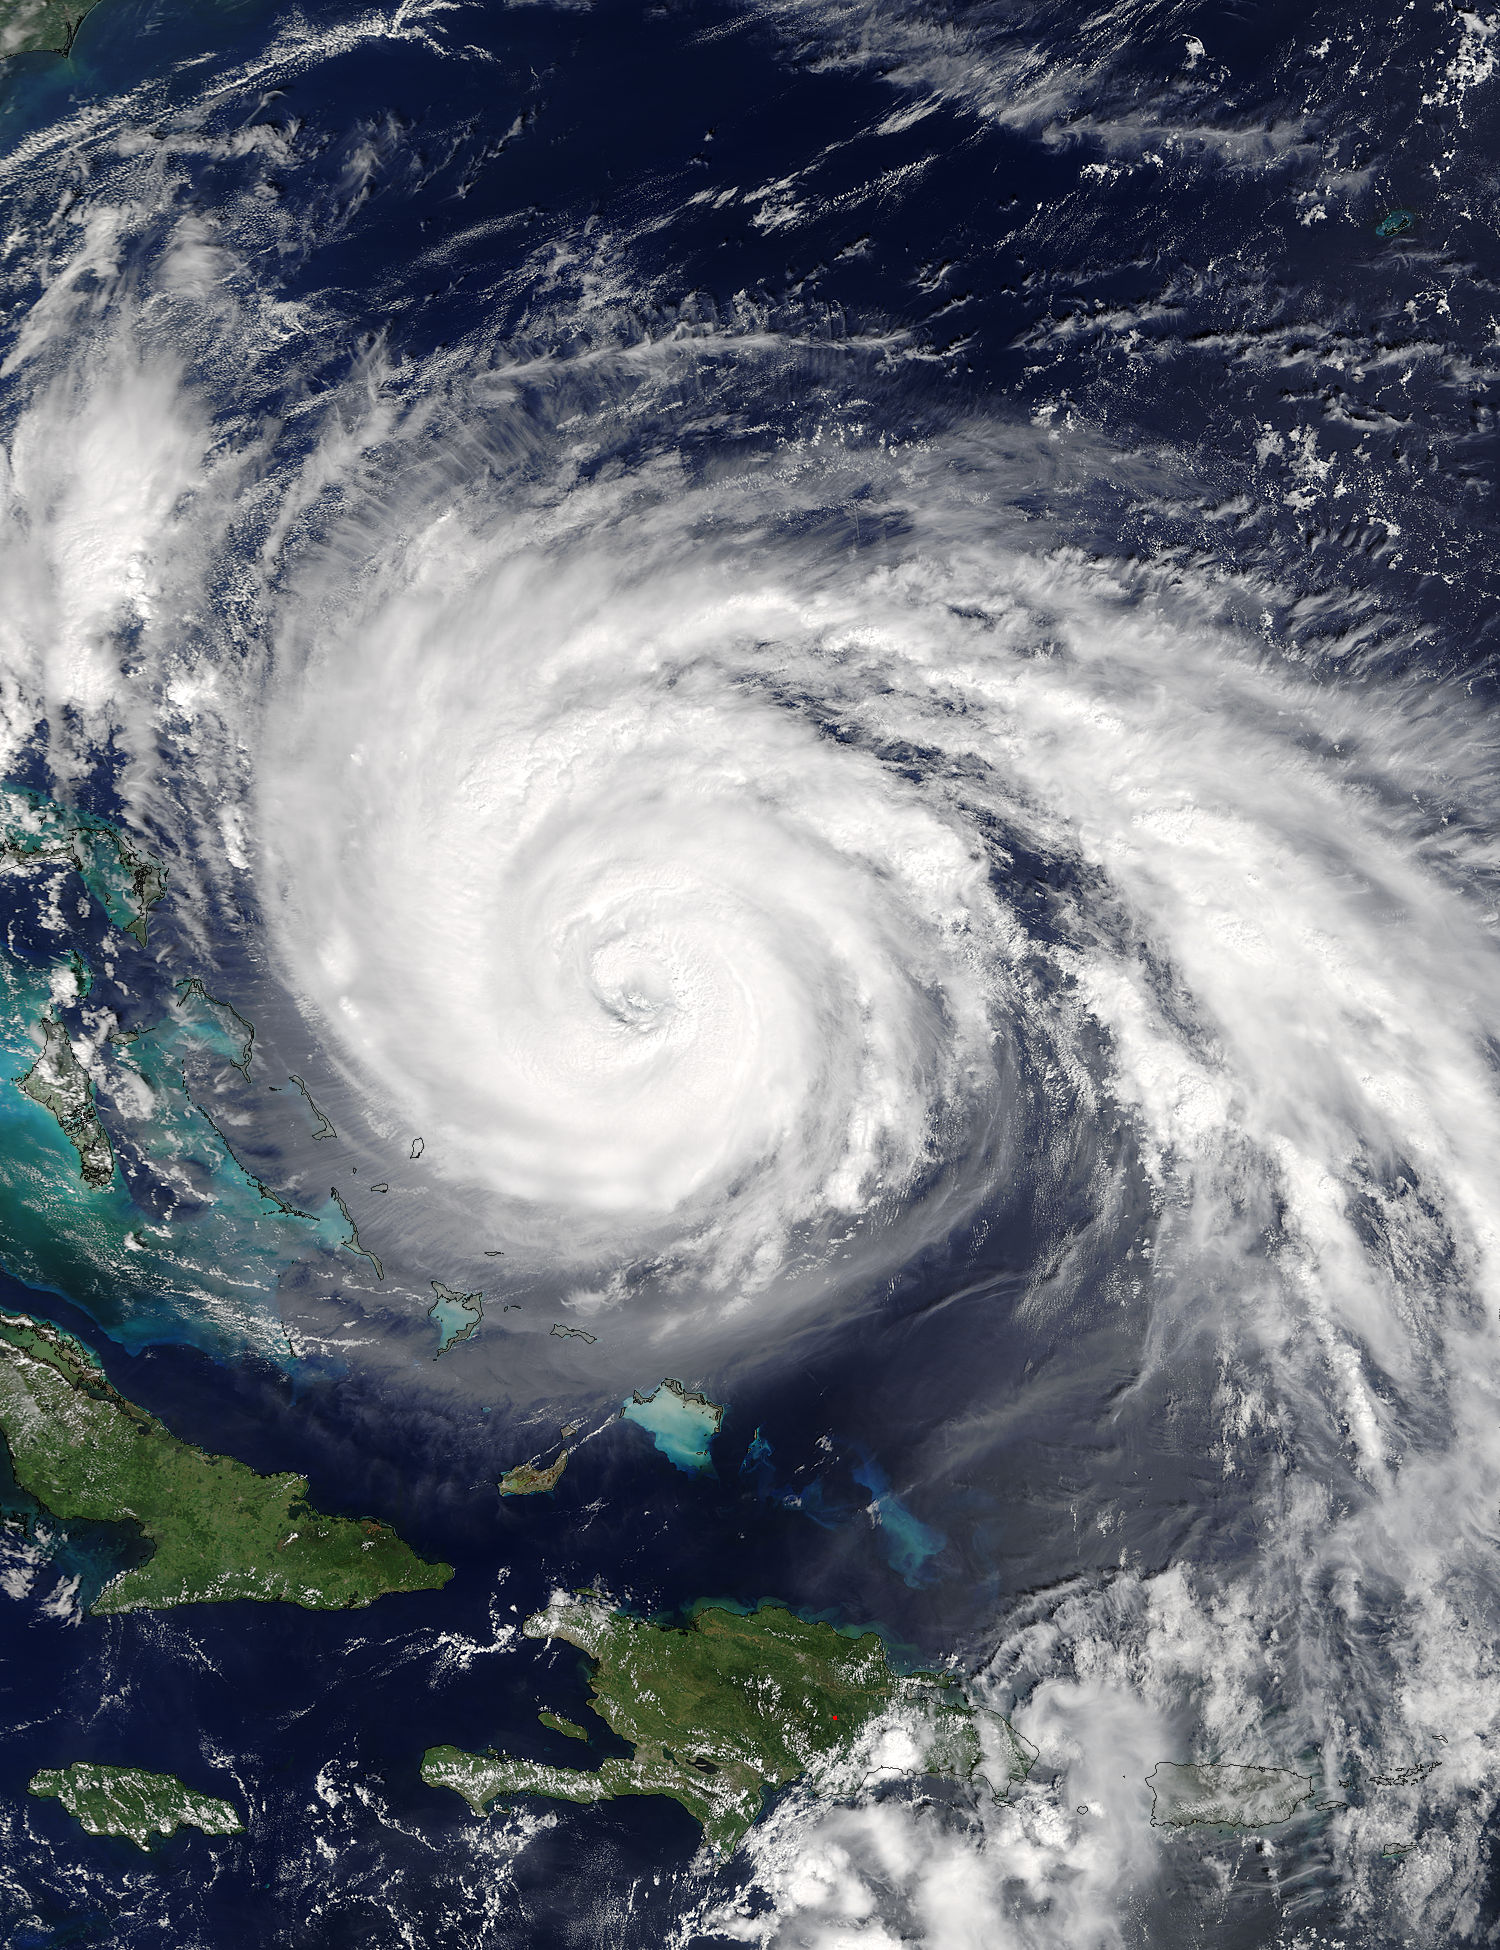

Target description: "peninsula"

left=422, top=1594, right=1031, bottom=1853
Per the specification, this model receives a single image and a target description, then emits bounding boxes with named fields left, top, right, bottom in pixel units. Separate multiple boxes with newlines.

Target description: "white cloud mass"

left=0, top=63, right=1497, bottom=1937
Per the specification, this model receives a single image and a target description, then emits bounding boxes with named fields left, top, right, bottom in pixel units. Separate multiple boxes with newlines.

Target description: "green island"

left=421, top=1594, right=1033, bottom=1854
left=0, top=1311, right=452, bottom=1614
left=29, top=1762, right=244, bottom=1849
left=539, top=1711, right=588, bottom=1741
left=498, top=1450, right=568, bottom=1496
left=1147, top=1762, right=1316, bottom=1829
left=18, top=1014, right=114, bottom=1189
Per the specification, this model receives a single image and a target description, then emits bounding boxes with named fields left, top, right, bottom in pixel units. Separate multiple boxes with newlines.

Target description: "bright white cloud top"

left=256, top=491, right=1013, bottom=1298
left=0, top=35, right=1496, bottom=1938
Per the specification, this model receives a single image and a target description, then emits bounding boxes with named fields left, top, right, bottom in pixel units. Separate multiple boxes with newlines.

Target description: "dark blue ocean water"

left=0, top=1226, right=1238, bottom=1946
left=2, top=0, right=1499, bottom=1940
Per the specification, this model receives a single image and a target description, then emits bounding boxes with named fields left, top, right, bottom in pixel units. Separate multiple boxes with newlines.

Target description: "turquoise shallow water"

left=428, top=1285, right=483, bottom=1356
left=1, top=0, right=1498, bottom=1933
left=620, top=1380, right=724, bottom=1476
left=0, top=790, right=365, bottom=1360
left=850, top=1457, right=946, bottom=1588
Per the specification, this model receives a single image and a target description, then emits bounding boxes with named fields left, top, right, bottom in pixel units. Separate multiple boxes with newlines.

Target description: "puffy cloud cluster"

left=688, top=1666, right=1165, bottom=1949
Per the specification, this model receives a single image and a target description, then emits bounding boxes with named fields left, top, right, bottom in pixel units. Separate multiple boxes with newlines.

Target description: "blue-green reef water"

left=1, top=0, right=1499, bottom=1940
left=621, top=1380, right=724, bottom=1476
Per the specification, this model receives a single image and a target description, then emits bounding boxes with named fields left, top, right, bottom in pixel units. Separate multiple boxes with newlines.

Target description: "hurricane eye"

left=601, top=987, right=669, bottom=1030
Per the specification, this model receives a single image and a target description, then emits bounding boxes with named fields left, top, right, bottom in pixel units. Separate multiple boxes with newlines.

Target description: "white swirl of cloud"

left=254, top=481, right=1022, bottom=1296
left=228, top=414, right=1500, bottom=1935
left=6, top=205, right=1500, bottom=1926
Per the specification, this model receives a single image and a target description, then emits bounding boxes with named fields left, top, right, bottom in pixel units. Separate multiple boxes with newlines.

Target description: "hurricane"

left=0, top=0, right=1497, bottom=1940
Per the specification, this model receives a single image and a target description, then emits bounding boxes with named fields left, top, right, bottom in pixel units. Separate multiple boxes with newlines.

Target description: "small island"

left=0, top=1312, right=452, bottom=1614
left=621, top=1378, right=723, bottom=1475
left=29, top=1762, right=244, bottom=1849
left=289, top=1076, right=337, bottom=1142
left=329, top=1187, right=383, bottom=1279
left=498, top=1450, right=568, bottom=1496
left=429, top=1282, right=483, bottom=1355
left=173, top=978, right=256, bottom=1078
left=422, top=1594, right=1032, bottom=1854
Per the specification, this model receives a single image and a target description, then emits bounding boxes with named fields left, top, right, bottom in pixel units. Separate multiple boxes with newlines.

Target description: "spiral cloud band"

left=2, top=144, right=1499, bottom=1932
left=243, top=411, right=1500, bottom=1932
left=257, top=503, right=1014, bottom=1296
